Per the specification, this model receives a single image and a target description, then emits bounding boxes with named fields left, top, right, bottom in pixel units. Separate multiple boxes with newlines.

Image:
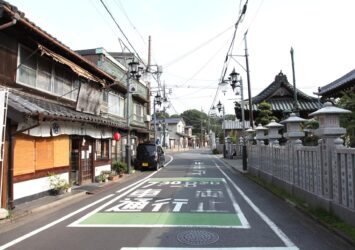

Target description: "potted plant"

left=96, top=173, right=108, bottom=183
left=108, top=170, right=119, bottom=181
left=112, top=161, right=127, bottom=177
left=48, top=173, right=69, bottom=195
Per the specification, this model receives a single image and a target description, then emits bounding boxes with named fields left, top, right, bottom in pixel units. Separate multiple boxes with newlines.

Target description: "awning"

left=38, top=44, right=105, bottom=86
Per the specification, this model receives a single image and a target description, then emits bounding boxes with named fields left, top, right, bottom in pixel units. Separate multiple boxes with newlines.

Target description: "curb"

left=0, top=191, right=87, bottom=224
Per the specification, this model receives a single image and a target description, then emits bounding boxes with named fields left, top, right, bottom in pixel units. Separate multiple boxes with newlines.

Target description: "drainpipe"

left=7, top=119, right=14, bottom=209
left=0, top=13, right=20, bottom=31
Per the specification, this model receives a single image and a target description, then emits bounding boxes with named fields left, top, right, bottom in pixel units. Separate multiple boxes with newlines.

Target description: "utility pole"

left=244, top=31, right=253, bottom=128
left=290, top=47, right=299, bottom=115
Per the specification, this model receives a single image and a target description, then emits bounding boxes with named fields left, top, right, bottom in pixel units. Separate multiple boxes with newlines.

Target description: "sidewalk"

left=0, top=173, right=137, bottom=224
left=217, top=154, right=246, bottom=173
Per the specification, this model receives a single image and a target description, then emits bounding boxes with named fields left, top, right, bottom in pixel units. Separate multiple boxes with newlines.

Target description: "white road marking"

left=0, top=194, right=114, bottom=250
left=121, top=248, right=299, bottom=250
left=116, top=155, right=174, bottom=193
left=213, top=157, right=298, bottom=249
left=0, top=156, right=176, bottom=249
left=223, top=178, right=250, bottom=228
left=69, top=174, right=154, bottom=227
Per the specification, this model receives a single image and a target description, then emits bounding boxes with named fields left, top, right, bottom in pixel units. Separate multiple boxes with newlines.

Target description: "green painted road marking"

left=70, top=176, right=249, bottom=228
left=80, top=212, right=241, bottom=227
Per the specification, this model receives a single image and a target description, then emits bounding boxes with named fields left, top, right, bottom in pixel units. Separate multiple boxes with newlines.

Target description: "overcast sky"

left=8, top=0, right=355, bottom=115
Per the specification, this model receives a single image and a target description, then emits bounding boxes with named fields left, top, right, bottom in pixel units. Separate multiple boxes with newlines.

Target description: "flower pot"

left=50, top=188, right=64, bottom=196
left=108, top=175, right=119, bottom=181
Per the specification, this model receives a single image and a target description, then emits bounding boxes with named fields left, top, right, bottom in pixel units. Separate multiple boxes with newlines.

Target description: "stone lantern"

left=280, top=113, right=306, bottom=142
left=254, top=124, right=267, bottom=145
left=308, top=102, right=351, bottom=199
left=265, top=119, right=284, bottom=145
left=245, top=128, right=255, bottom=142
left=309, top=102, right=351, bottom=139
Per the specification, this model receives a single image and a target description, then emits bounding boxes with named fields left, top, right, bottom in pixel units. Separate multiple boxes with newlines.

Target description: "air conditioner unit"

left=129, top=84, right=137, bottom=93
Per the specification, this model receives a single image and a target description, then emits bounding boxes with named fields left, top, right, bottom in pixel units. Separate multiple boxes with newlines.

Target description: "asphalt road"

left=0, top=149, right=353, bottom=250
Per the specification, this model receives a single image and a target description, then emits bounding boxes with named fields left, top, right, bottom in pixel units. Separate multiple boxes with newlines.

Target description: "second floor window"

left=17, top=44, right=79, bottom=101
left=133, top=103, right=144, bottom=122
left=107, top=92, right=124, bottom=117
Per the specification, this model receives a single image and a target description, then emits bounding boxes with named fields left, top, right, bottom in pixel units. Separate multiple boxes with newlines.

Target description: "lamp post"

left=229, top=68, right=247, bottom=171
left=216, top=101, right=226, bottom=158
left=126, top=58, right=143, bottom=174
left=153, top=92, right=162, bottom=144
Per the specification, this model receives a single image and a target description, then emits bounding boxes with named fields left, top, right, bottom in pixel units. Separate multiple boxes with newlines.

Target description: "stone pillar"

left=265, top=120, right=283, bottom=146
left=255, top=124, right=267, bottom=145
left=281, top=113, right=306, bottom=144
left=280, top=113, right=307, bottom=184
left=309, top=102, right=351, bottom=200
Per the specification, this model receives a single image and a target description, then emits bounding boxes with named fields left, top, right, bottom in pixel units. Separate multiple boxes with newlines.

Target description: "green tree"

left=181, top=109, right=208, bottom=135
left=337, top=91, right=355, bottom=147
left=255, top=101, right=278, bottom=126
left=155, top=111, right=169, bottom=119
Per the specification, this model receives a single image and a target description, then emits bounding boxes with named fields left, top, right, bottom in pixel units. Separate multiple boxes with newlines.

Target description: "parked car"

left=134, top=143, right=165, bottom=171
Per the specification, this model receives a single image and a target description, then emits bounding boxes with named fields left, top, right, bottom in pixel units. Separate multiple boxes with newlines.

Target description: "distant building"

left=244, top=72, right=322, bottom=121
left=152, top=117, right=191, bottom=149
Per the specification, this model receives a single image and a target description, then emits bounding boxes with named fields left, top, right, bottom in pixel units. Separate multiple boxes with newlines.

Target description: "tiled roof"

left=0, top=0, right=114, bottom=83
left=317, top=69, right=355, bottom=96
left=244, top=98, right=321, bottom=112
left=8, top=92, right=128, bottom=129
left=252, top=72, right=317, bottom=103
left=245, top=72, right=321, bottom=112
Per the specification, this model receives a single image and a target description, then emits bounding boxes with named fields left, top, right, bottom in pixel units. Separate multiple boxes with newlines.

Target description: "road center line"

left=213, top=157, right=298, bottom=249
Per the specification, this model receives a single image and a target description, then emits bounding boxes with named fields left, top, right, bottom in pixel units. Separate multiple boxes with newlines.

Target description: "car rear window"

left=137, top=144, right=156, bottom=157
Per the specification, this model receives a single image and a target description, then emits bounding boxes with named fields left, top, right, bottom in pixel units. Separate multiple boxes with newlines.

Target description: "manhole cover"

left=177, top=230, right=219, bottom=246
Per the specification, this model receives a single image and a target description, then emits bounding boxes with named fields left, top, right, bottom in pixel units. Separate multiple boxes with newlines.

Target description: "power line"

left=100, top=0, right=146, bottom=66
left=210, top=0, right=249, bottom=114
left=164, top=24, right=234, bottom=68
left=114, top=0, right=147, bottom=48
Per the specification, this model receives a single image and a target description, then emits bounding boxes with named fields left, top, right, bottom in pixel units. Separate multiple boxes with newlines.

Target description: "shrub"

left=48, top=172, right=68, bottom=191
left=212, top=148, right=220, bottom=154
left=112, top=161, right=127, bottom=174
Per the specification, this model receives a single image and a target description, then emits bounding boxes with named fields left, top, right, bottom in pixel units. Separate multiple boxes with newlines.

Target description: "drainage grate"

left=177, top=230, right=219, bottom=246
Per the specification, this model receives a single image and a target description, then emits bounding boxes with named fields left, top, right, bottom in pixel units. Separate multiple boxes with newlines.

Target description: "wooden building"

left=0, top=1, right=147, bottom=208
left=244, top=72, right=322, bottom=121
left=315, top=69, right=355, bottom=99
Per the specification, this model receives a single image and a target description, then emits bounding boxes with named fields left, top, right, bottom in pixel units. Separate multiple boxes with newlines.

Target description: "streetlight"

left=126, top=58, right=143, bottom=174
left=153, top=92, right=162, bottom=144
left=216, top=100, right=226, bottom=158
left=229, top=68, right=247, bottom=171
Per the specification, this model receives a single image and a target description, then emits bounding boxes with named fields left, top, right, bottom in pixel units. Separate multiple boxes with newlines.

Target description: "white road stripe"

left=0, top=194, right=114, bottom=250
left=116, top=155, right=174, bottom=193
left=0, top=156, right=176, bottom=248
left=213, top=157, right=298, bottom=249
left=69, top=174, right=155, bottom=227
left=121, top=248, right=299, bottom=250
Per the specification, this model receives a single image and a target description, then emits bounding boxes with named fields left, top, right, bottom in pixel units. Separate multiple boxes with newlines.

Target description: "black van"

left=134, top=143, right=165, bottom=171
